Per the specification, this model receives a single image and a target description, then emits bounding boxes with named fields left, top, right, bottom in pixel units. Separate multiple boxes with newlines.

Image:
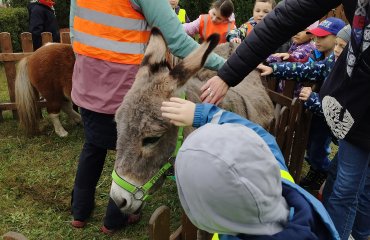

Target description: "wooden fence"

left=0, top=31, right=71, bottom=121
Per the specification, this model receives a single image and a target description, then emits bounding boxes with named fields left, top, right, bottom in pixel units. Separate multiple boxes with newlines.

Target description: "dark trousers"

left=71, top=108, right=128, bottom=229
left=305, top=115, right=332, bottom=172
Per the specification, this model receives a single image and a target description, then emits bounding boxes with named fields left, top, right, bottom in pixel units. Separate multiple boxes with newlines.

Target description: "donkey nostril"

left=119, top=199, right=127, bottom=209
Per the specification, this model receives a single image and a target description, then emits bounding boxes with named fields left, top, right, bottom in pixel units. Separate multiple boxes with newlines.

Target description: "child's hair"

left=212, top=0, right=234, bottom=18
left=254, top=0, right=276, bottom=8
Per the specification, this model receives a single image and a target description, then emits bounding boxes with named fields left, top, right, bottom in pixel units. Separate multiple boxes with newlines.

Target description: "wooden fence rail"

left=0, top=31, right=71, bottom=121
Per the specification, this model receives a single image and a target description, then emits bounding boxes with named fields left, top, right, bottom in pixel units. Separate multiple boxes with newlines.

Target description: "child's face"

left=292, top=31, right=313, bottom=44
left=209, top=8, right=228, bottom=24
left=334, top=37, right=348, bottom=61
left=314, top=35, right=336, bottom=53
left=169, top=0, right=179, bottom=8
left=253, top=2, right=273, bottom=23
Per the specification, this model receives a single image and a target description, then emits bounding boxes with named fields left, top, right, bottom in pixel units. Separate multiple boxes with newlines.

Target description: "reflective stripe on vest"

left=212, top=170, right=295, bottom=240
left=199, top=14, right=235, bottom=44
left=178, top=8, right=186, bottom=23
left=73, top=0, right=150, bottom=64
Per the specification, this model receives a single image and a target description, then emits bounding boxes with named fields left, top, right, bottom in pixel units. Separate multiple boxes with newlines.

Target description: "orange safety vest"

left=245, top=21, right=254, bottom=36
left=199, top=14, right=235, bottom=44
left=73, top=0, right=150, bottom=65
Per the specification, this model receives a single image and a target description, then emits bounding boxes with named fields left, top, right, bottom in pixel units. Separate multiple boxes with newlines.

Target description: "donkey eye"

left=142, top=136, right=161, bottom=146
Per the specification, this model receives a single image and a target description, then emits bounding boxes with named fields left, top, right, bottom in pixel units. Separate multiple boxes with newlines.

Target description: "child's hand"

left=271, top=52, right=290, bottom=60
left=161, top=97, right=196, bottom=126
left=257, top=64, right=273, bottom=76
left=230, top=38, right=241, bottom=44
left=299, top=87, right=312, bottom=101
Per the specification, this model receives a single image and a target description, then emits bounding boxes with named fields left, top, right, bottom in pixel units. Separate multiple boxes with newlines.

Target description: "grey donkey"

left=110, top=28, right=275, bottom=214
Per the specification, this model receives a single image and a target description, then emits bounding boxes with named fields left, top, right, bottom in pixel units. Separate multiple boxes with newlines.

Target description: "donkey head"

left=110, top=28, right=219, bottom=214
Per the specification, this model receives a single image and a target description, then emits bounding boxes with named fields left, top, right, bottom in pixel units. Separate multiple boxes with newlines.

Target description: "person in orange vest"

left=169, top=0, right=190, bottom=23
left=69, top=0, right=226, bottom=234
left=183, top=0, right=236, bottom=44
left=226, top=0, right=275, bottom=44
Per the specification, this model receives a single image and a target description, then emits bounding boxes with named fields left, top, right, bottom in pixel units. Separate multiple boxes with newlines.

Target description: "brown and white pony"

left=15, top=43, right=80, bottom=137
left=109, top=29, right=275, bottom=214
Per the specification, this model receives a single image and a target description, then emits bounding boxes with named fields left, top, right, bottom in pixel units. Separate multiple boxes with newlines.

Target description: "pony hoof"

left=56, top=130, right=68, bottom=137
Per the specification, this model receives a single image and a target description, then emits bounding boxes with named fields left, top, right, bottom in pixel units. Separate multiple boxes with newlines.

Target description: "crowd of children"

left=168, top=0, right=367, bottom=239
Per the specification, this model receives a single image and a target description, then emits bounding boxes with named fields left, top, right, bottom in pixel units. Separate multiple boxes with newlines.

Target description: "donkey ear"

left=169, top=33, right=220, bottom=86
left=140, top=27, right=169, bottom=74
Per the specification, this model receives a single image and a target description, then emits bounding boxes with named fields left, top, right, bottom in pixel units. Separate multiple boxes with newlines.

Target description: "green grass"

left=0, top=67, right=181, bottom=239
left=0, top=64, right=9, bottom=102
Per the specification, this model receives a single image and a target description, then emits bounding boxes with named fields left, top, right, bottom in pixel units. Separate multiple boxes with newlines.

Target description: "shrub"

left=0, top=7, right=28, bottom=52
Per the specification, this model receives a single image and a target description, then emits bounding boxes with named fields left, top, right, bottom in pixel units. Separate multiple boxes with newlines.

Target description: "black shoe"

left=300, top=168, right=327, bottom=190
left=310, top=171, right=327, bottom=191
left=300, top=168, right=319, bottom=188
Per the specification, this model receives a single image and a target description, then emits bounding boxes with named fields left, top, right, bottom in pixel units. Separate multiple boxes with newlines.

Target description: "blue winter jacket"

left=193, top=103, right=339, bottom=240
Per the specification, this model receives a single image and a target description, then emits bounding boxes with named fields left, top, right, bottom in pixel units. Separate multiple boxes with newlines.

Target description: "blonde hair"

left=212, top=0, right=234, bottom=18
left=254, top=0, right=276, bottom=8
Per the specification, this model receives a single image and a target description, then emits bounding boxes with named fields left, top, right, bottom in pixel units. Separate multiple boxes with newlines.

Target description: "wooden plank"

left=0, top=32, right=18, bottom=118
left=170, top=226, right=182, bottom=240
left=181, top=212, right=197, bottom=240
left=282, top=80, right=295, bottom=99
left=266, top=76, right=277, bottom=92
left=21, top=32, right=34, bottom=52
left=0, top=100, right=47, bottom=111
left=149, top=206, right=170, bottom=240
left=275, top=106, right=289, bottom=150
left=197, top=230, right=213, bottom=240
left=267, top=90, right=292, bottom=107
left=60, top=32, right=71, bottom=44
left=0, top=53, right=32, bottom=62
left=41, top=32, right=53, bottom=45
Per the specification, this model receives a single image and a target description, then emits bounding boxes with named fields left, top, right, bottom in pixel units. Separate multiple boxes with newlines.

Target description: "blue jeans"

left=305, top=115, right=332, bottom=172
left=322, top=153, right=338, bottom=207
left=326, top=140, right=370, bottom=240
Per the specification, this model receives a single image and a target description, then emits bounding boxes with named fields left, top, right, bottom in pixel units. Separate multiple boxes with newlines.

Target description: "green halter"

left=111, top=93, right=186, bottom=201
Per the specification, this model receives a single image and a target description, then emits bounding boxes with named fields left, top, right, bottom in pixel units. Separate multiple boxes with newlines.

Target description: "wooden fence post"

left=0, top=32, right=18, bottom=119
left=21, top=32, right=34, bottom=53
left=181, top=211, right=198, bottom=240
left=60, top=32, right=71, bottom=44
left=41, top=32, right=53, bottom=45
left=149, top=205, right=171, bottom=240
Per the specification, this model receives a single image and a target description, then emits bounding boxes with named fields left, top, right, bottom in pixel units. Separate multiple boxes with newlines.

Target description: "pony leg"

left=49, top=113, right=68, bottom=137
left=61, top=101, right=81, bottom=125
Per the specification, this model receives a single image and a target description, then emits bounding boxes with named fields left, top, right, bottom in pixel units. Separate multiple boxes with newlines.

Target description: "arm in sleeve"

left=217, top=0, right=341, bottom=87
left=69, top=0, right=76, bottom=44
left=193, top=103, right=287, bottom=169
left=226, top=23, right=248, bottom=42
left=270, top=59, right=327, bottom=82
left=182, top=17, right=200, bottom=36
left=137, top=0, right=225, bottom=71
left=304, top=92, right=324, bottom=116
left=289, top=43, right=315, bottom=61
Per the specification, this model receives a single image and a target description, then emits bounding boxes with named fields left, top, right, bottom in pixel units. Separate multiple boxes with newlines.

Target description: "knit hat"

left=306, top=20, right=319, bottom=31
left=307, top=17, right=346, bottom=36
left=175, top=123, right=289, bottom=236
left=336, top=24, right=351, bottom=43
